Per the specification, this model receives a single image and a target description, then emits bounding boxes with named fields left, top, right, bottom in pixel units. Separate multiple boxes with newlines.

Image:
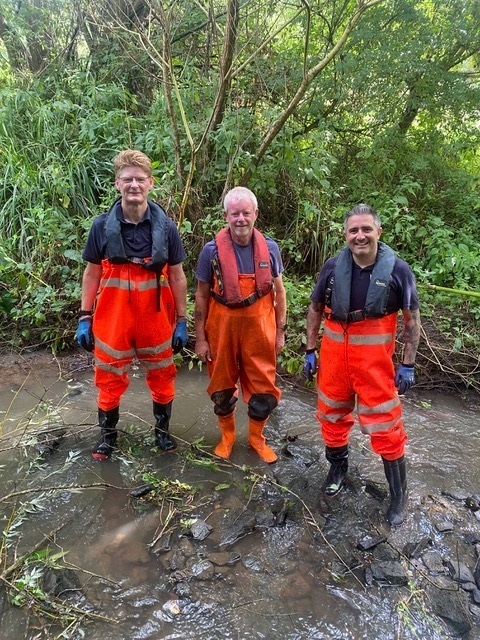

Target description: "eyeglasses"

left=118, top=177, right=151, bottom=185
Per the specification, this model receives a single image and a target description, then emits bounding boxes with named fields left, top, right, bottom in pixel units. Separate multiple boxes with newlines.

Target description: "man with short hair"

left=194, top=186, right=287, bottom=463
left=305, top=203, right=421, bottom=526
left=77, top=149, right=188, bottom=460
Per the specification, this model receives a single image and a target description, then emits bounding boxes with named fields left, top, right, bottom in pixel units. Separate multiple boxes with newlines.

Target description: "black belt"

left=210, top=290, right=260, bottom=308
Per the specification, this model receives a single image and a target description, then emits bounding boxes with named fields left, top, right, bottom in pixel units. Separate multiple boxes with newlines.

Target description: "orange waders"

left=206, top=274, right=280, bottom=462
left=93, top=260, right=176, bottom=411
left=206, top=274, right=281, bottom=411
left=317, top=313, right=407, bottom=461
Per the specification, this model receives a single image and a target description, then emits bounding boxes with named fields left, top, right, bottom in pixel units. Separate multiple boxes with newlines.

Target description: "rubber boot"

left=214, top=412, right=236, bottom=459
left=248, top=418, right=278, bottom=463
left=382, top=456, right=408, bottom=526
left=92, top=407, right=119, bottom=460
left=324, top=445, right=349, bottom=496
left=153, top=401, right=177, bottom=452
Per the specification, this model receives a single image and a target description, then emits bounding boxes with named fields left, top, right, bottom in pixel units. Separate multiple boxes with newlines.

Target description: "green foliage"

left=276, top=275, right=315, bottom=376
left=140, top=473, right=195, bottom=502
left=0, top=0, right=478, bottom=380
left=0, top=72, right=147, bottom=350
left=11, top=548, right=67, bottom=607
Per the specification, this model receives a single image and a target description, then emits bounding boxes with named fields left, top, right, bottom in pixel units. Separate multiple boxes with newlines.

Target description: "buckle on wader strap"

left=210, top=290, right=260, bottom=308
left=324, top=309, right=365, bottom=323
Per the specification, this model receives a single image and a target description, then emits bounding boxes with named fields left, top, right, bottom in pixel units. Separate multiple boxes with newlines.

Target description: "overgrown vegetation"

left=0, top=0, right=479, bottom=389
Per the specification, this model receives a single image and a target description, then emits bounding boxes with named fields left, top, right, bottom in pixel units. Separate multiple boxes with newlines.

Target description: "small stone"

left=403, top=537, right=432, bottom=559
left=163, top=599, right=181, bottom=616
left=242, top=555, right=262, bottom=572
left=465, top=497, right=480, bottom=512
left=435, top=520, right=454, bottom=533
left=206, top=553, right=229, bottom=567
left=422, top=550, right=445, bottom=575
left=425, top=575, right=472, bottom=636
left=463, top=532, right=480, bottom=545
left=364, top=566, right=373, bottom=587
left=191, top=560, right=215, bottom=581
left=190, top=519, right=212, bottom=541
left=445, top=559, right=475, bottom=584
left=370, top=561, right=409, bottom=587
left=357, top=534, right=387, bottom=552
left=442, top=488, right=469, bottom=501
left=469, top=604, right=480, bottom=618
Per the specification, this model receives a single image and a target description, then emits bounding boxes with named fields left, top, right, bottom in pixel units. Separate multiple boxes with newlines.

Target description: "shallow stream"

left=0, top=352, right=479, bottom=640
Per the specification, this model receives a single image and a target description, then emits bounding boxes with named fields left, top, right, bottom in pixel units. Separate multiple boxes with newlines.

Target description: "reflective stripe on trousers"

left=93, top=260, right=176, bottom=410
left=316, top=314, right=407, bottom=459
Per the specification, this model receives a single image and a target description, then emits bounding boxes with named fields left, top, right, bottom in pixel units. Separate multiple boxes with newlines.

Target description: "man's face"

left=344, top=213, right=382, bottom=266
left=224, top=197, right=258, bottom=246
left=115, top=166, right=154, bottom=208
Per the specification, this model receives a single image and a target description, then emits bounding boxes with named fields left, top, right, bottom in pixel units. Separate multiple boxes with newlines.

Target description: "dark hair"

left=344, top=204, right=381, bottom=231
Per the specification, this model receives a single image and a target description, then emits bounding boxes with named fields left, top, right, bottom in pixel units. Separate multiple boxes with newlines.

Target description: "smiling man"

left=77, top=150, right=188, bottom=460
left=194, top=186, right=287, bottom=463
left=304, top=203, right=421, bottom=526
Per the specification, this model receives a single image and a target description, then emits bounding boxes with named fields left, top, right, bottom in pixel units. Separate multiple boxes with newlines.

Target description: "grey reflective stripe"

left=323, top=326, right=345, bottom=342
left=140, top=357, right=174, bottom=370
left=95, top=337, right=135, bottom=360
left=100, top=278, right=169, bottom=291
left=317, top=388, right=355, bottom=411
left=357, top=397, right=400, bottom=415
left=348, top=333, right=393, bottom=345
left=138, top=279, right=169, bottom=291
left=359, top=418, right=399, bottom=434
left=100, top=277, right=128, bottom=289
left=317, top=410, right=353, bottom=424
left=136, top=338, right=172, bottom=357
left=94, top=359, right=130, bottom=375
left=323, top=325, right=393, bottom=346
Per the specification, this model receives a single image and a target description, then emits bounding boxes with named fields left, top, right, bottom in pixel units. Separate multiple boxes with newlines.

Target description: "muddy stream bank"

left=0, top=351, right=479, bottom=640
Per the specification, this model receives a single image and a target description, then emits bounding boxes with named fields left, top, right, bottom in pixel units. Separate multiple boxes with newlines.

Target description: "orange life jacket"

left=211, top=228, right=273, bottom=308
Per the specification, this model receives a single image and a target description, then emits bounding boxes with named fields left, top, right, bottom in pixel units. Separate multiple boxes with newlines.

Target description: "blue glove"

left=395, top=363, right=415, bottom=394
left=77, top=317, right=94, bottom=352
left=304, top=349, right=317, bottom=382
left=172, top=318, right=188, bottom=354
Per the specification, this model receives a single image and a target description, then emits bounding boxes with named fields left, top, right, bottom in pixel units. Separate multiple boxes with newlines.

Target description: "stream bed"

left=0, top=351, right=479, bottom=640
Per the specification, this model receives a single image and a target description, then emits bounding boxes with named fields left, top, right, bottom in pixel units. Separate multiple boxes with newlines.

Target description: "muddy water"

left=0, top=353, right=479, bottom=640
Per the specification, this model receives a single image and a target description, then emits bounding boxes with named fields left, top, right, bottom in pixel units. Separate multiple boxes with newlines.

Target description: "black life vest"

left=104, top=198, right=169, bottom=273
left=327, top=242, right=395, bottom=322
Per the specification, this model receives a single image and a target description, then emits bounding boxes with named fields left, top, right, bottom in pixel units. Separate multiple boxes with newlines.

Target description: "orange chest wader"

left=93, top=260, right=176, bottom=410
left=205, top=246, right=281, bottom=414
left=317, top=312, right=407, bottom=460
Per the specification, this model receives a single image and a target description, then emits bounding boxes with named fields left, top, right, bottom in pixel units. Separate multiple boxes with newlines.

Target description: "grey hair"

left=223, top=186, right=258, bottom=212
left=344, top=203, right=381, bottom=231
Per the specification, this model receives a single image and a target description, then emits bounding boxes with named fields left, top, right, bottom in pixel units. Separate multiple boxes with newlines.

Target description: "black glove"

left=77, top=316, right=94, bottom=352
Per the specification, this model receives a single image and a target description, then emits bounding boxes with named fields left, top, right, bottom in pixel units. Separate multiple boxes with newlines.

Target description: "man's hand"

left=77, top=317, right=94, bottom=352
left=395, top=363, right=415, bottom=394
left=304, top=349, right=317, bottom=382
left=172, top=318, right=188, bottom=354
left=195, top=338, right=211, bottom=363
left=275, top=327, right=286, bottom=355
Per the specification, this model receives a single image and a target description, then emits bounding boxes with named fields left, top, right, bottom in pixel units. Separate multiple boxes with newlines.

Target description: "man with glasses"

left=77, top=149, right=188, bottom=460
